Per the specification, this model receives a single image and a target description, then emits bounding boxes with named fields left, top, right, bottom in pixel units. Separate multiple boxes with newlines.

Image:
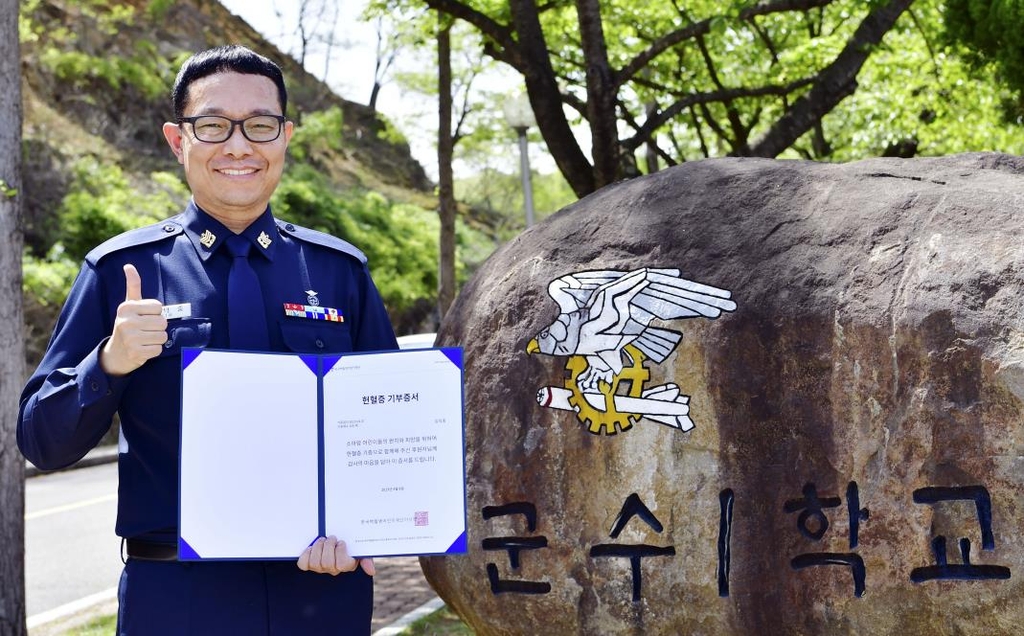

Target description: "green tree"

left=824, top=1, right=1024, bottom=158
left=943, top=0, right=1024, bottom=116
left=366, top=2, right=502, bottom=319
left=403, top=0, right=1024, bottom=197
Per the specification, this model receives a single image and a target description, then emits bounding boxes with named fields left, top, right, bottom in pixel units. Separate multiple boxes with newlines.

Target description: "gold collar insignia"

left=199, top=229, right=216, bottom=249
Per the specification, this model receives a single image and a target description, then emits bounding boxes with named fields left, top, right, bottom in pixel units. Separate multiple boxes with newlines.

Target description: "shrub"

left=57, top=158, right=188, bottom=262
left=289, top=107, right=344, bottom=162
left=272, top=166, right=439, bottom=321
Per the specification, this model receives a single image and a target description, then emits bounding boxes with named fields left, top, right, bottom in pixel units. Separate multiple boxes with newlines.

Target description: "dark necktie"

left=225, top=234, right=269, bottom=351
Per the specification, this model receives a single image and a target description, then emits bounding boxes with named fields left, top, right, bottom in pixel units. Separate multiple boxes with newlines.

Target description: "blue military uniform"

left=19, top=201, right=398, bottom=635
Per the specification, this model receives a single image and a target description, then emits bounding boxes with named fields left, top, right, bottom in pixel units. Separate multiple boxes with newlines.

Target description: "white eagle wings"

left=527, top=268, right=737, bottom=392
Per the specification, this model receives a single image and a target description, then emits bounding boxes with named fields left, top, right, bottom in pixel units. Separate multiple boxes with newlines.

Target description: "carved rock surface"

left=422, top=154, right=1024, bottom=635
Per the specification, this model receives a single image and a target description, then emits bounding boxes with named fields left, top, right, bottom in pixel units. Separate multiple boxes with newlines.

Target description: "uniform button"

left=90, top=380, right=99, bottom=392
left=164, top=339, right=173, bottom=348
left=285, top=224, right=295, bottom=231
left=315, top=338, right=325, bottom=349
left=163, top=224, right=175, bottom=233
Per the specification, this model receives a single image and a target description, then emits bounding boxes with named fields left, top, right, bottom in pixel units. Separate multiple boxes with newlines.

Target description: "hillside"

left=21, top=0, right=433, bottom=243
left=20, top=0, right=447, bottom=353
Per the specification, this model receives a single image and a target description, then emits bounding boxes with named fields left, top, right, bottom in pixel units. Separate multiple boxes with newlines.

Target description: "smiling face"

left=162, top=71, right=293, bottom=232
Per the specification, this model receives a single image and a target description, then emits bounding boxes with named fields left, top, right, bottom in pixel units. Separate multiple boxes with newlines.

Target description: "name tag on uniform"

left=162, top=303, right=192, bottom=320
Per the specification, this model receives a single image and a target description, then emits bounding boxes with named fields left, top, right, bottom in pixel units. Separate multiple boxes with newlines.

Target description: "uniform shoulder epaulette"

left=276, top=221, right=367, bottom=265
left=85, top=218, right=184, bottom=266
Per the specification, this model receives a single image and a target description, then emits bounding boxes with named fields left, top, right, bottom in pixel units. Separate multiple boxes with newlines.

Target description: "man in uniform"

left=19, top=45, right=396, bottom=634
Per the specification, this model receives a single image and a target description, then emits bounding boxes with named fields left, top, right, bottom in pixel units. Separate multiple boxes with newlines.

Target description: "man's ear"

left=162, top=122, right=185, bottom=164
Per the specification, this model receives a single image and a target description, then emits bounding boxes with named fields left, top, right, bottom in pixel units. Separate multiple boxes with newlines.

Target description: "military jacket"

left=19, top=201, right=398, bottom=539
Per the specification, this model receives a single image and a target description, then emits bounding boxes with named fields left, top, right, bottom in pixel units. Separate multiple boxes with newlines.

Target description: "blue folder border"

left=178, top=346, right=468, bottom=561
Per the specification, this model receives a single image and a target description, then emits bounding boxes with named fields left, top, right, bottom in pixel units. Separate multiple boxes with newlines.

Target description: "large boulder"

left=422, top=153, right=1024, bottom=635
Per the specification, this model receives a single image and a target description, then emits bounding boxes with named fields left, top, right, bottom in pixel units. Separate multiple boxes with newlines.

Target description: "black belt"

left=125, top=538, right=178, bottom=561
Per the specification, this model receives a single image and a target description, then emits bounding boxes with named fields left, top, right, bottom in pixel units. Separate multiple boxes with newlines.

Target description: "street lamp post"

left=502, top=94, right=536, bottom=228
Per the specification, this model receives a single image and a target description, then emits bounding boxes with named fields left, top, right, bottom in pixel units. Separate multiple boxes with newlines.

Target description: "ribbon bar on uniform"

left=283, top=303, right=344, bottom=322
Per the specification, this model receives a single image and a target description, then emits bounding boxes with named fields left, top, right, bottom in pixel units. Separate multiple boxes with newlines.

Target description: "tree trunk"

left=437, top=20, right=457, bottom=320
left=369, top=18, right=395, bottom=113
left=0, top=0, right=27, bottom=631
left=297, top=0, right=314, bottom=68
left=645, top=100, right=660, bottom=173
left=575, top=0, right=618, bottom=188
left=320, top=0, right=340, bottom=82
left=508, top=0, right=596, bottom=197
left=369, top=82, right=382, bottom=112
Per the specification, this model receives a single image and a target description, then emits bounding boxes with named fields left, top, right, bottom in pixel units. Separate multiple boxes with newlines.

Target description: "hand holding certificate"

left=178, top=347, right=467, bottom=560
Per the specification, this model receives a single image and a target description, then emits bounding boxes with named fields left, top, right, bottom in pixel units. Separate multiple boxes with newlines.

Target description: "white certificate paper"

left=178, top=347, right=466, bottom=560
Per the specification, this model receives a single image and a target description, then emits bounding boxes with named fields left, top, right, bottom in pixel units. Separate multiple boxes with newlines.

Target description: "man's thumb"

left=123, top=263, right=143, bottom=301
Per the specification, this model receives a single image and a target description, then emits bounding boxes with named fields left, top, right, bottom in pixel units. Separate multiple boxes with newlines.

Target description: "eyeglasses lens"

left=191, top=116, right=282, bottom=143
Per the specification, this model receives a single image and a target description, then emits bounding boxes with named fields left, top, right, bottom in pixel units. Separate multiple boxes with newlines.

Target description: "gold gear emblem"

left=564, top=345, right=650, bottom=435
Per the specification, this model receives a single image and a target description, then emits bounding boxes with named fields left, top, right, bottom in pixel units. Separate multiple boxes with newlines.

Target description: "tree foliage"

left=943, top=0, right=1024, bottom=117
left=363, top=2, right=510, bottom=320
left=826, top=1, right=1024, bottom=157
left=401, top=0, right=1024, bottom=196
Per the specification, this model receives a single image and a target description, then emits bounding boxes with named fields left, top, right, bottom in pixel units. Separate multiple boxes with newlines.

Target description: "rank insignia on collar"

left=257, top=231, right=272, bottom=249
left=305, top=289, right=319, bottom=306
left=199, top=229, right=216, bottom=249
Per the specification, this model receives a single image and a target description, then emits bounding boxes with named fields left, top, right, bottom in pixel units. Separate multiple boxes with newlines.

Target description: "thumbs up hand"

left=100, top=264, right=168, bottom=376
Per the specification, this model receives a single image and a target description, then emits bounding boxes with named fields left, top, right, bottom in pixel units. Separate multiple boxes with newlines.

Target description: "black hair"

left=171, top=45, right=288, bottom=120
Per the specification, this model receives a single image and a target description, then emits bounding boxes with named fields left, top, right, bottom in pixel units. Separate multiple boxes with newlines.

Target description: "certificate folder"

left=178, top=347, right=467, bottom=560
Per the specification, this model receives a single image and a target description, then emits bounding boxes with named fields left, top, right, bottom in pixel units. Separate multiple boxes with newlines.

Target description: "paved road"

left=25, top=462, right=122, bottom=619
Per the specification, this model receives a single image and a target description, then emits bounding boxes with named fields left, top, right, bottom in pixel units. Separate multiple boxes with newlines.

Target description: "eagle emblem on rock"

left=527, top=267, right=736, bottom=435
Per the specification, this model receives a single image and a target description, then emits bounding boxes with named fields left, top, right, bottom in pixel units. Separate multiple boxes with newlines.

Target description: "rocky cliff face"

left=424, top=153, right=1024, bottom=634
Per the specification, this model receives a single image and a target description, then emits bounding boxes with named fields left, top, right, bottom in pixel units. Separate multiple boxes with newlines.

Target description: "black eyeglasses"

left=178, top=114, right=287, bottom=143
